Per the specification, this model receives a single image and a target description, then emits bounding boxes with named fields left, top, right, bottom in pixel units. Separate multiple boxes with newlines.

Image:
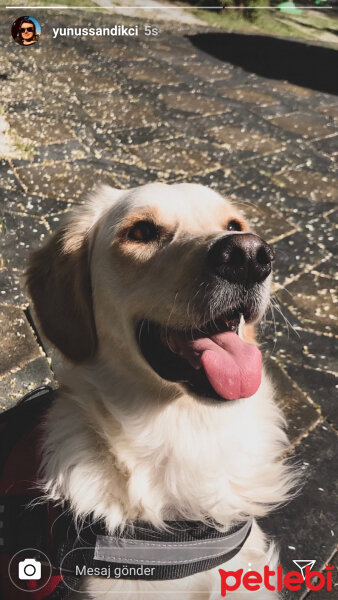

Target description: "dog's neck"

left=41, top=362, right=291, bottom=533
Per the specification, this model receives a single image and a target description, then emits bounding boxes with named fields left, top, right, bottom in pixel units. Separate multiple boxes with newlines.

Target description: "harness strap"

left=0, top=495, right=252, bottom=580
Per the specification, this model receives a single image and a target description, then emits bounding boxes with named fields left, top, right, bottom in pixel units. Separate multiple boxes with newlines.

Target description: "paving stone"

left=130, top=140, right=220, bottom=176
left=273, top=170, right=338, bottom=203
left=0, top=160, right=21, bottom=190
left=0, top=75, right=42, bottom=104
left=284, top=364, right=338, bottom=429
left=160, top=92, right=228, bottom=116
left=219, top=86, right=279, bottom=106
left=146, top=40, right=197, bottom=62
left=93, top=46, right=146, bottom=61
left=87, top=160, right=160, bottom=188
left=263, top=307, right=337, bottom=374
left=225, top=164, right=282, bottom=190
left=264, top=357, right=319, bottom=444
left=277, top=272, right=337, bottom=336
left=246, top=142, right=336, bottom=175
left=173, top=168, right=240, bottom=195
left=6, top=114, right=75, bottom=146
left=168, top=107, right=289, bottom=145
left=181, top=62, right=231, bottom=81
left=0, top=212, right=49, bottom=270
left=272, top=231, right=327, bottom=286
left=262, top=424, right=338, bottom=600
left=270, top=113, right=334, bottom=139
left=273, top=190, right=337, bottom=224
left=109, top=123, right=181, bottom=147
left=250, top=102, right=294, bottom=120
left=313, top=256, right=337, bottom=279
left=0, top=188, right=72, bottom=217
left=0, top=305, right=41, bottom=377
left=81, top=93, right=160, bottom=128
left=317, top=104, right=338, bottom=121
left=0, top=55, right=12, bottom=73
left=229, top=194, right=296, bottom=242
left=14, top=161, right=123, bottom=201
left=312, top=134, right=338, bottom=157
left=121, top=65, right=182, bottom=85
left=267, top=80, right=316, bottom=99
left=295, top=212, right=337, bottom=258
left=0, top=268, right=27, bottom=307
left=6, top=96, right=80, bottom=123
left=0, top=357, right=54, bottom=411
left=27, top=140, right=87, bottom=163
left=325, top=208, right=338, bottom=225
left=57, top=70, right=118, bottom=93
left=207, top=125, right=282, bottom=154
left=36, top=47, right=89, bottom=69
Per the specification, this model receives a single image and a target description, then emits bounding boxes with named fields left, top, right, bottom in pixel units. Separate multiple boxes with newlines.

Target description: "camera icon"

left=18, top=558, right=42, bottom=580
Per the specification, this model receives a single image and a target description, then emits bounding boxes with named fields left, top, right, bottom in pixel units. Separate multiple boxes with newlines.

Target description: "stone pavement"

left=0, top=10, right=337, bottom=598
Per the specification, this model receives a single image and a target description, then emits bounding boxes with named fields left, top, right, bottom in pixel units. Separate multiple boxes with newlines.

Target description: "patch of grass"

left=14, top=138, right=35, bottom=159
left=192, top=6, right=338, bottom=45
left=283, top=10, right=338, bottom=36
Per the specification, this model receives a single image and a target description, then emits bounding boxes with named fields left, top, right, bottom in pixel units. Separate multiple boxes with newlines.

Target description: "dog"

left=26, top=182, right=295, bottom=599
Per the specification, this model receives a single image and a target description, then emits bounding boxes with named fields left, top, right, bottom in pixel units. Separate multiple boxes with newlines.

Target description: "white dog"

left=27, top=183, right=295, bottom=599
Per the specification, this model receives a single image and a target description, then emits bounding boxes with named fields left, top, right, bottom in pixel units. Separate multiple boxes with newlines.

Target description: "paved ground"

left=0, top=9, right=337, bottom=598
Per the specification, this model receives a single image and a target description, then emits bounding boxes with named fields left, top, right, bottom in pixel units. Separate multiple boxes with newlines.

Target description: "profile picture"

left=11, top=16, right=41, bottom=46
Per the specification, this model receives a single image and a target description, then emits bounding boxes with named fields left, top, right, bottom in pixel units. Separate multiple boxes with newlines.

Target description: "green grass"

left=14, top=138, right=35, bottom=159
left=192, top=6, right=338, bottom=45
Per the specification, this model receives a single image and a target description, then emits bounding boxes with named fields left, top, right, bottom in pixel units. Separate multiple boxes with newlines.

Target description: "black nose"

left=207, top=233, right=274, bottom=285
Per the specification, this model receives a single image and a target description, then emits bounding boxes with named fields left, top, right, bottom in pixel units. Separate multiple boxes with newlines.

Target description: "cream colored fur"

left=28, top=183, right=294, bottom=599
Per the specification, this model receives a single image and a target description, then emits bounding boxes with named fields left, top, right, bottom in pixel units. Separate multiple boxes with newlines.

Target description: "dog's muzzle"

left=207, top=233, right=274, bottom=285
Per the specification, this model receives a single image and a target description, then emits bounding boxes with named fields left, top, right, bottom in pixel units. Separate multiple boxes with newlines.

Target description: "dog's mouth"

left=137, top=309, right=262, bottom=402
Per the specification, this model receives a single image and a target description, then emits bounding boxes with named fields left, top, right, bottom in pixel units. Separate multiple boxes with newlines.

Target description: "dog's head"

left=27, top=183, right=273, bottom=403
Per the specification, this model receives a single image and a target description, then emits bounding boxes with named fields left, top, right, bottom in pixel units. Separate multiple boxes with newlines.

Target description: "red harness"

left=0, top=387, right=71, bottom=599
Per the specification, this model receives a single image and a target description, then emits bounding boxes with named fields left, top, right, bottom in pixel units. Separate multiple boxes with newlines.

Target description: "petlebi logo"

left=219, top=559, right=334, bottom=596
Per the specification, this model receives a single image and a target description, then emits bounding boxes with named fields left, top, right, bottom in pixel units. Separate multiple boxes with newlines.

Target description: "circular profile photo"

left=11, top=16, right=41, bottom=46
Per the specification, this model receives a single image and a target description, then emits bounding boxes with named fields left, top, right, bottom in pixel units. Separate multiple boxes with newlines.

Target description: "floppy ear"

left=26, top=226, right=97, bottom=363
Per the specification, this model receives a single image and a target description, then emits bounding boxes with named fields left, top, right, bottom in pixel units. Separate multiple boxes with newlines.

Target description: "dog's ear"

left=26, top=185, right=127, bottom=362
left=26, top=224, right=97, bottom=363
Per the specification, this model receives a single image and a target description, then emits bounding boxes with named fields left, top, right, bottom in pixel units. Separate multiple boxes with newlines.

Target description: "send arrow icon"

left=293, top=560, right=316, bottom=580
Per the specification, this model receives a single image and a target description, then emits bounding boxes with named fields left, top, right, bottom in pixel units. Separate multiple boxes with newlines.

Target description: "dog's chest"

left=43, top=378, right=285, bottom=532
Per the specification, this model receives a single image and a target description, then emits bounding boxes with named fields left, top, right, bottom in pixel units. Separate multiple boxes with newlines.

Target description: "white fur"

left=33, top=184, right=294, bottom=598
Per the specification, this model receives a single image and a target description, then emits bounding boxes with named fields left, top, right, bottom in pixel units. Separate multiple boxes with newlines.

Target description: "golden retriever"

left=27, top=183, right=294, bottom=599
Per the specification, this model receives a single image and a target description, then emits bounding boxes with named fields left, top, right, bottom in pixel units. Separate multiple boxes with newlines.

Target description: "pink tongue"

left=174, top=331, right=262, bottom=400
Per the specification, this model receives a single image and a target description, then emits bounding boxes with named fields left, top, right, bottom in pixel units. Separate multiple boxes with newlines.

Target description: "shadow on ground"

left=188, top=32, right=338, bottom=95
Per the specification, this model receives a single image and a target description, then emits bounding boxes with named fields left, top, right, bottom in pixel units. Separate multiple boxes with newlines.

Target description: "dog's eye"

left=227, top=220, right=242, bottom=232
left=128, top=221, right=159, bottom=243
